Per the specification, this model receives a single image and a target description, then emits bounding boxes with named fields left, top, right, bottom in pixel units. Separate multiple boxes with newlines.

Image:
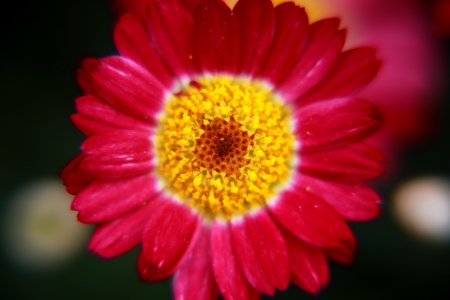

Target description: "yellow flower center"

left=154, top=76, right=296, bottom=220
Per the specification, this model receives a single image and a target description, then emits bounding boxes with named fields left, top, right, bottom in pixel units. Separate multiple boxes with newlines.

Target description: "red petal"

left=285, top=233, right=328, bottom=294
left=293, top=174, right=381, bottom=221
left=300, top=47, right=381, bottom=104
left=211, top=222, right=259, bottom=300
left=324, top=245, right=354, bottom=264
left=88, top=203, right=153, bottom=258
left=173, top=225, right=218, bottom=300
left=140, top=198, right=198, bottom=280
left=147, top=0, right=196, bottom=77
left=270, top=188, right=355, bottom=253
left=280, top=21, right=345, bottom=101
left=231, top=212, right=289, bottom=295
left=299, top=142, right=384, bottom=180
left=71, top=95, right=151, bottom=136
left=179, top=0, right=202, bottom=11
left=193, top=0, right=239, bottom=73
left=73, top=174, right=158, bottom=223
left=78, top=56, right=164, bottom=121
left=233, top=0, right=274, bottom=76
left=81, top=130, right=152, bottom=179
left=256, top=3, right=308, bottom=84
left=61, top=154, right=94, bottom=195
left=114, top=14, right=174, bottom=88
left=296, top=97, right=381, bottom=152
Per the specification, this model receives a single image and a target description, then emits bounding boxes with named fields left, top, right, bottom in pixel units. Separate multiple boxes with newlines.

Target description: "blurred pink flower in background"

left=324, top=0, right=441, bottom=155
left=433, top=0, right=450, bottom=36
left=280, top=0, right=442, bottom=165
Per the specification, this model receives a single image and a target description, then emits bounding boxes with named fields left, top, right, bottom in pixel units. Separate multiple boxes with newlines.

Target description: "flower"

left=4, top=179, right=89, bottom=270
left=62, top=0, right=383, bottom=298
left=393, top=177, right=450, bottom=243
left=433, top=0, right=450, bottom=36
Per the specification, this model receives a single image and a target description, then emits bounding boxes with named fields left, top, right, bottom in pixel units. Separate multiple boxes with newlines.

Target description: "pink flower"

left=62, top=0, right=383, bottom=298
left=433, top=0, right=450, bottom=36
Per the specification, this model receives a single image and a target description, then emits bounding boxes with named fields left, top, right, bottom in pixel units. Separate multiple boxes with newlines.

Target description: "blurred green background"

left=1, top=0, right=449, bottom=299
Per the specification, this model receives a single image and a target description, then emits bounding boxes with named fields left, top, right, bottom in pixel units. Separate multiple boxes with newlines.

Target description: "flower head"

left=62, top=0, right=383, bottom=298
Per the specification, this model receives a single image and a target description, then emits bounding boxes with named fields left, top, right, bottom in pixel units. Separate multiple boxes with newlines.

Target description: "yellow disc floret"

left=154, top=76, right=295, bottom=220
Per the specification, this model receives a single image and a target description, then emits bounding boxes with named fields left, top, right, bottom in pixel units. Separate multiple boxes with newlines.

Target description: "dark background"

left=1, top=0, right=449, bottom=299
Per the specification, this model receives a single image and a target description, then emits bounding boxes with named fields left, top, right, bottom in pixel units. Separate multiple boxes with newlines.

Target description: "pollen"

left=154, top=76, right=295, bottom=220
